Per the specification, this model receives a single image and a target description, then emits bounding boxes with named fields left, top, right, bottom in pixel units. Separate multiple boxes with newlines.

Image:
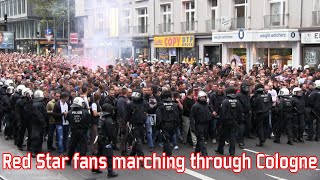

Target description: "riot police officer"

left=93, top=103, right=118, bottom=178
left=216, top=87, right=242, bottom=156
left=0, top=80, right=14, bottom=131
left=10, top=85, right=26, bottom=145
left=190, top=91, right=212, bottom=156
left=156, top=90, right=180, bottom=156
left=236, top=81, right=252, bottom=149
left=16, top=88, right=33, bottom=151
left=30, top=90, right=48, bottom=157
left=273, top=88, right=294, bottom=145
left=1, top=86, right=14, bottom=140
left=67, top=97, right=91, bottom=163
left=127, top=89, right=149, bottom=157
left=251, top=84, right=272, bottom=147
left=308, top=80, right=320, bottom=141
left=291, top=87, right=305, bottom=143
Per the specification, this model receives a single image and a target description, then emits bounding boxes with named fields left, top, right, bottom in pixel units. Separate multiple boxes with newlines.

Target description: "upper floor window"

left=184, top=1, right=196, bottom=31
left=160, top=3, right=172, bottom=32
left=136, top=7, right=148, bottom=33
left=234, top=0, right=247, bottom=28
left=269, top=0, right=286, bottom=26
left=122, top=9, right=130, bottom=34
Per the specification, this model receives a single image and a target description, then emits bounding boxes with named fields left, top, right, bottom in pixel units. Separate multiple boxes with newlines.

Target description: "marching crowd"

left=1, top=52, right=320, bottom=177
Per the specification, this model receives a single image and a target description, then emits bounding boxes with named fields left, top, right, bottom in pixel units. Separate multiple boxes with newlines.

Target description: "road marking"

left=75, top=172, right=88, bottom=179
left=265, top=173, right=288, bottom=180
left=185, top=168, right=216, bottom=180
left=243, top=148, right=271, bottom=156
left=315, top=169, right=320, bottom=171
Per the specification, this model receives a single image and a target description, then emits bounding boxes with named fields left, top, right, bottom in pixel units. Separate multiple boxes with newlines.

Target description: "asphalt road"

left=0, top=132, right=320, bottom=180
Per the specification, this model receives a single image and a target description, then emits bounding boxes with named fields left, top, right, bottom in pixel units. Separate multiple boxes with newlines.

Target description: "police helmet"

left=255, top=84, right=265, bottom=92
left=0, top=81, right=3, bottom=87
left=225, top=87, right=236, bottom=95
left=101, top=103, right=114, bottom=116
left=315, top=80, right=320, bottom=89
left=34, top=90, right=44, bottom=100
left=279, top=88, right=290, bottom=96
left=318, top=64, right=320, bottom=70
left=71, top=97, right=84, bottom=108
left=283, top=65, right=288, bottom=70
left=4, top=79, right=14, bottom=88
left=288, top=64, right=293, bottom=68
left=297, top=65, right=303, bottom=71
left=160, top=90, right=172, bottom=100
left=6, top=86, right=14, bottom=95
left=272, top=63, right=278, bottom=69
left=198, top=91, right=207, bottom=102
left=16, top=85, right=26, bottom=94
left=216, top=62, right=222, bottom=67
left=22, top=88, right=33, bottom=98
left=240, top=81, right=250, bottom=93
left=292, top=87, right=302, bottom=96
left=132, top=89, right=143, bottom=102
left=304, top=65, right=310, bottom=70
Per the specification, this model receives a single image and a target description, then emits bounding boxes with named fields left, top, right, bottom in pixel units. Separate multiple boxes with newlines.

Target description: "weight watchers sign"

left=212, top=29, right=300, bottom=43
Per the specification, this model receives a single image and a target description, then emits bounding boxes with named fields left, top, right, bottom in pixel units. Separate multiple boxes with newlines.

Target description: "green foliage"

left=28, top=0, right=75, bottom=20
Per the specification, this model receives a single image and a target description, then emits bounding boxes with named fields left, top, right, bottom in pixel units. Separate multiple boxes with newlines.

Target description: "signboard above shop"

left=212, top=29, right=300, bottom=43
left=154, top=35, right=195, bottom=48
left=301, top=32, right=320, bottom=44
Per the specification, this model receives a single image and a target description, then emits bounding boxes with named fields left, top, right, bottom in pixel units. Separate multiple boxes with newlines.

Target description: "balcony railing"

left=312, top=11, right=320, bottom=26
left=264, top=14, right=286, bottom=28
left=158, top=23, right=173, bottom=34
left=181, top=21, right=197, bottom=33
left=206, top=19, right=221, bottom=32
left=230, top=17, right=247, bottom=30
left=132, top=25, right=148, bottom=34
left=120, top=26, right=131, bottom=35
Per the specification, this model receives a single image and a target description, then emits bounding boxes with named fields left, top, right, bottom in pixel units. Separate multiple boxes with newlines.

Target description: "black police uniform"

left=156, top=98, right=180, bottom=156
left=30, top=98, right=48, bottom=156
left=291, top=95, right=305, bottom=142
left=236, top=82, right=252, bottom=147
left=15, top=97, right=33, bottom=151
left=308, top=88, right=320, bottom=141
left=10, top=92, right=21, bottom=144
left=67, top=104, right=91, bottom=161
left=1, top=93, right=12, bottom=140
left=216, top=93, right=242, bottom=156
left=127, top=95, right=149, bottom=157
left=251, top=86, right=272, bottom=146
left=209, top=92, right=225, bottom=139
left=190, top=99, right=212, bottom=156
left=274, top=96, right=294, bottom=145
left=94, top=103, right=118, bottom=177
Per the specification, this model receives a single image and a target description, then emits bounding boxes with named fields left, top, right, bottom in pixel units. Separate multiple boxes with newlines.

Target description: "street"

left=0, top=132, right=319, bottom=180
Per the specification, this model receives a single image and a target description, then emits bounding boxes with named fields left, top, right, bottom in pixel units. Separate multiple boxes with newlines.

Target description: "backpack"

left=161, top=102, right=179, bottom=126
left=131, top=102, right=147, bottom=124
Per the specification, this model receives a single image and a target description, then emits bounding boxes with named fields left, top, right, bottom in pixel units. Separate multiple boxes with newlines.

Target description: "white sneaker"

left=225, top=141, right=229, bottom=146
left=174, top=145, right=179, bottom=150
left=271, top=132, right=275, bottom=138
left=193, top=145, right=196, bottom=149
left=212, top=139, right=217, bottom=144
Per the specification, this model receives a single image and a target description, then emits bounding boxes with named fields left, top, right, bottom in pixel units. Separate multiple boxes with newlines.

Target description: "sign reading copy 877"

left=154, top=35, right=195, bottom=48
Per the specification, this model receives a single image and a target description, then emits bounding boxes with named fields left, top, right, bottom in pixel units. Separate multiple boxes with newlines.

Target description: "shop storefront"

left=132, top=37, right=150, bottom=61
left=301, top=32, right=320, bottom=68
left=154, top=35, right=196, bottom=64
left=212, top=29, right=300, bottom=71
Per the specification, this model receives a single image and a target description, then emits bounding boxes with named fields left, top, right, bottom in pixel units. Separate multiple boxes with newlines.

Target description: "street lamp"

left=67, top=0, right=71, bottom=59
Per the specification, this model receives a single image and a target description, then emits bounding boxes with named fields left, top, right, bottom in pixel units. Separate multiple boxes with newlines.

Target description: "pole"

left=54, top=16, right=57, bottom=55
left=67, top=0, right=71, bottom=60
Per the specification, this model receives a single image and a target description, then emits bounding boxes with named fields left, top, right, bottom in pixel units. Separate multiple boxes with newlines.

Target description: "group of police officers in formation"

left=1, top=78, right=320, bottom=177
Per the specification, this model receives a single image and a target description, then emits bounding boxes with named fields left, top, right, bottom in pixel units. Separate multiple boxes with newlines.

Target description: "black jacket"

left=98, top=114, right=116, bottom=144
left=127, top=100, right=149, bottom=125
left=52, top=101, right=71, bottom=125
left=32, top=100, right=48, bottom=127
left=308, top=89, right=320, bottom=117
left=291, top=96, right=305, bottom=115
left=67, top=107, right=91, bottom=130
left=236, top=92, right=251, bottom=113
left=116, top=95, right=129, bottom=120
left=190, top=101, right=212, bottom=132
left=209, top=92, right=225, bottom=118
left=182, top=97, right=195, bottom=117
left=221, top=94, right=242, bottom=126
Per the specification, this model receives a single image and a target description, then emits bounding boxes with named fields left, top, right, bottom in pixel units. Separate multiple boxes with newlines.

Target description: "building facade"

left=75, top=0, right=320, bottom=70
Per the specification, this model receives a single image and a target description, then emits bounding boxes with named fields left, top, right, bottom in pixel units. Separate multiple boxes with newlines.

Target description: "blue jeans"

left=146, top=115, right=155, bottom=148
left=56, top=125, right=69, bottom=154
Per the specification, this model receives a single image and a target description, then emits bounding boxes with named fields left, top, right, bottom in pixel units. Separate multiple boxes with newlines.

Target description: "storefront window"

left=135, top=47, right=149, bottom=60
left=258, top=48, right=292, bottom=69
left=230, top=48, right=246, bottom=69
left=158, top=48, right=169, bottom=61
left=303, top=46, right=320, bottom=68
left=181, top=47, right=197, bottom=64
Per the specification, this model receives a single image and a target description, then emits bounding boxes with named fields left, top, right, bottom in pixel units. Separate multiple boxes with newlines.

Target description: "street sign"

left=45, top=34, right=53, bottom=42
left=70, top=33, right=78, bottom=44
left=45, top=29, right=52, bottom=35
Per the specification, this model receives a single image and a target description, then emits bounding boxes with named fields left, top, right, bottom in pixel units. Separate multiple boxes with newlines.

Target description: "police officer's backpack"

left=161, top=102, right=178, bottom=126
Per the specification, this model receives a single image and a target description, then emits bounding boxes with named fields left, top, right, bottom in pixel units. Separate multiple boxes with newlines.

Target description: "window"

left=96, top=12, right=104, bottom=32
left=122, top=9, right=130, bottom=34
left=13, top=0, right=16, bottom=15
left=9, top=0, right=13, bottom=16
left=313, top=0, right=320, bottom=25
left=210, top=0, right=217, bottom=29
left=270, top=0, right=285, bottom=26
left=18, top=0, right=21, bottom=14
left=5, top=1, right=9, bottom=15
left=184, top=1, right=195, bottom=31
left=137, top=7, right=148, bottom=33
left=315, top=0, right=320, bottom=10
left=234, top=0, right=247, bottom=28
left=22, top=0, right=25, bottom=14
left=160, top=4, right=172, bottom=32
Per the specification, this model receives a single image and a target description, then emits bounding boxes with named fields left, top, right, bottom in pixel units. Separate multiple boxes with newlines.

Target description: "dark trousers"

left=237, top=122, right=246, bottom=144
left=274, top=116, right=293, bottom=142
left=256, top=112, right=269, bottom=144
left=12, top=117, right=18, bottom=144
left=292, top=114, right=305, bottom=139
left=218, top=124, right=236, bottom=155
left=94, top=138, right=114, bottom=172
left=17, top=122, right=32, bottom=149
left=68, top=129, right=88, bottom=160
left=308, top=112, right=320, bottom=139
left=130, top=126, right=144, bottom=156
left=3, top=114, right=12, bottom=137
left=118, top=119, right=128, bottom=152
left=30, top=123, right=44, bottom=154
left=47, top=124, right=56, bottom=150
left=162, top=126, right=175, bottom=156
left=195, top=124, right=208, bottom=156
left=244, top=113, right=252, bottom=137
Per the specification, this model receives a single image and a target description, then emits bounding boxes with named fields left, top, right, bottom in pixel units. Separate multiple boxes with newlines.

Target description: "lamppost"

left=67, top=0, right=71, bottom=60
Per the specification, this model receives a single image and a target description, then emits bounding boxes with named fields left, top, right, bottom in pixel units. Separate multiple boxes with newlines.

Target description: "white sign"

left=220, top=16, right=231, bottom=30
left=305, top=50, right=317, bottom=65
left=70, top=33, right=78, bottom=44
left=212, top=29, right=300, bottom=43
left=301, top=32, right=320, bottom=44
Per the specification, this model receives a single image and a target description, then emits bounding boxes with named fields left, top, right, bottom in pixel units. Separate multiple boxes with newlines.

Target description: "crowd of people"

left=1, top=52, right=320, bottom=177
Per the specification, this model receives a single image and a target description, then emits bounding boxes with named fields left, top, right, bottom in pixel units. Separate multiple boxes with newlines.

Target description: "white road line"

left=75, top=172, right=88, bottom=179
left=184, top=168, right=216, bottom=180
left=243, top=148, right=271, bottom=156
left=265, top=173, right=288, bottom=180
left=315, top=169, right=320, bottom=171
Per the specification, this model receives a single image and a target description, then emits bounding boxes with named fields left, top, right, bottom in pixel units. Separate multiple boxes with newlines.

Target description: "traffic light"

left=4, top=14, right=7, bottom=23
